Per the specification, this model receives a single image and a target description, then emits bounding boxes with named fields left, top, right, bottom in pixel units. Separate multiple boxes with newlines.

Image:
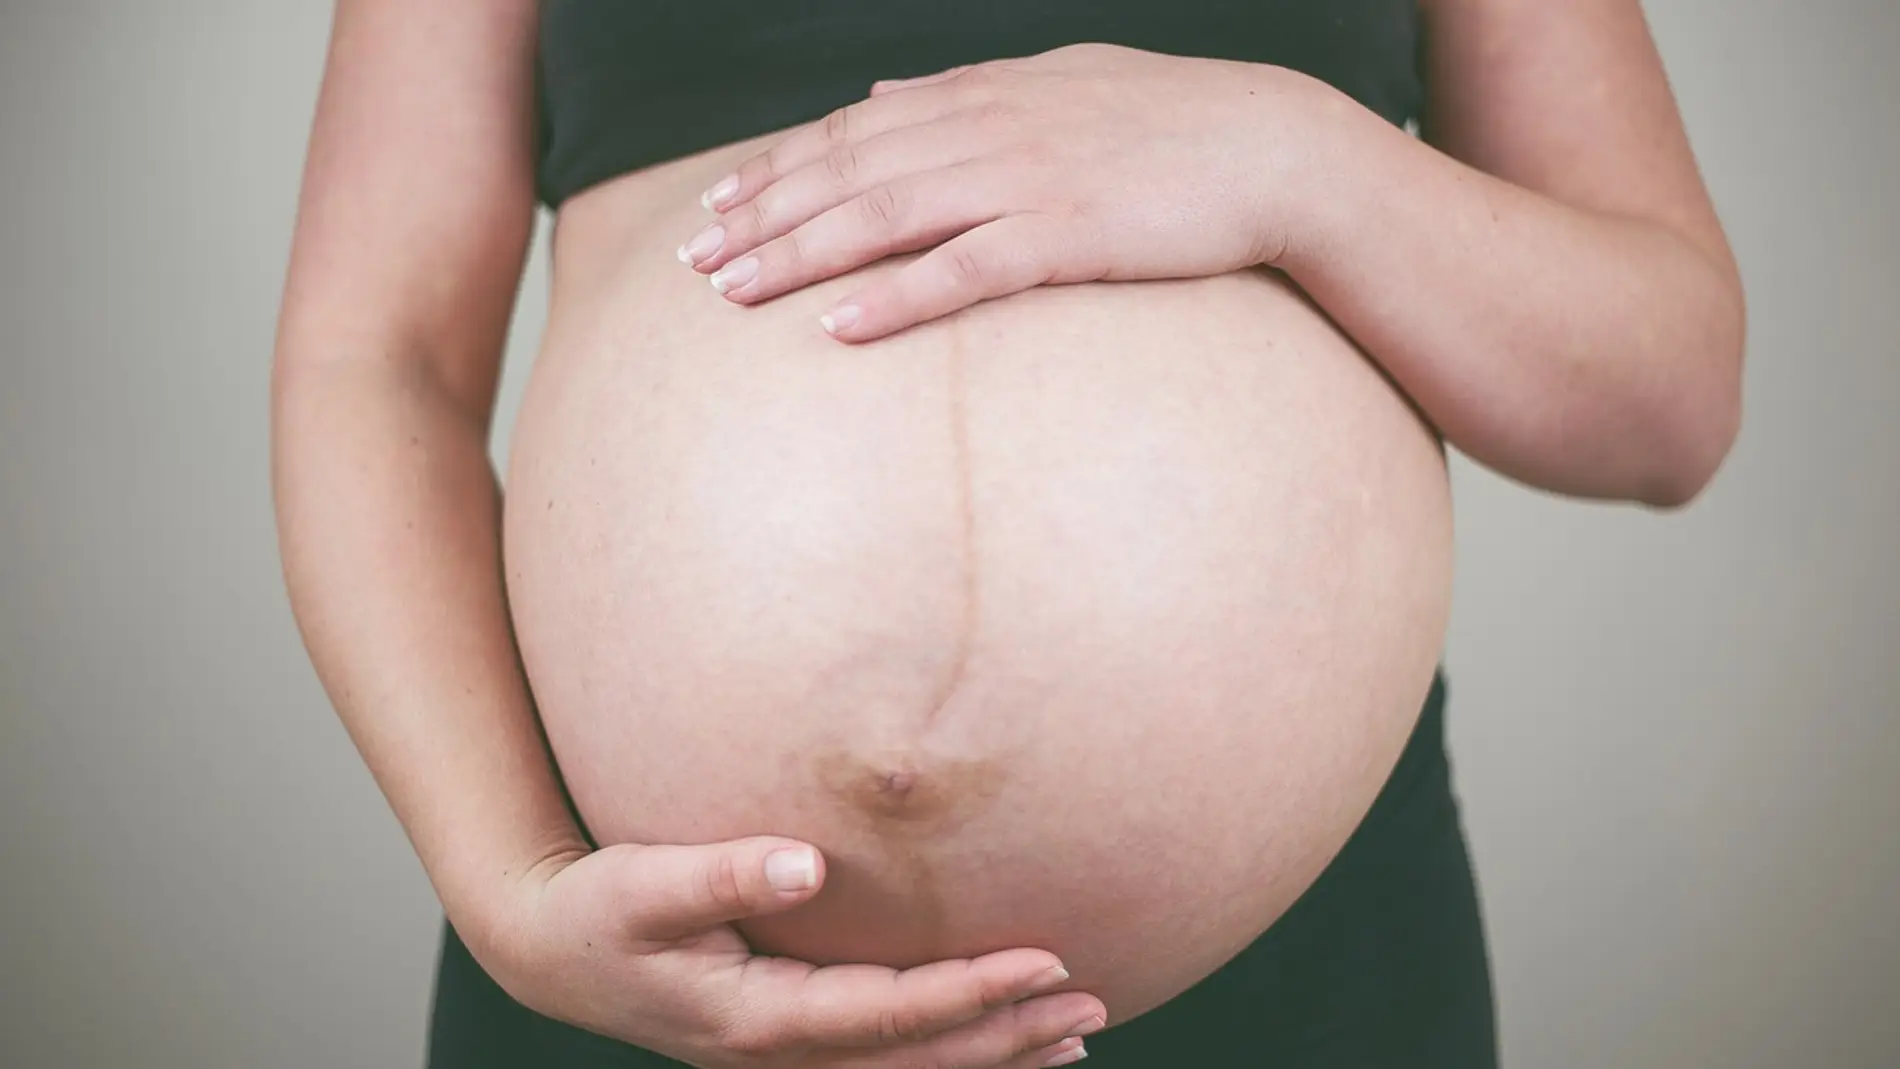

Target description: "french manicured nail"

left=709, top=257, right=758, bottom=295
left=1066, top=1015, right=1106, bottom=1038
left=700, top=174, right=739, bottom=210
left=1041, top=1041, right=1088, bottom=1067
left=818, top=304, right=861, bottom=334
left=1021, top=964, right=1070, bottom=996
left=764, top=847, right=817, bottom=892
left=676, top=225, right=724, bottom=266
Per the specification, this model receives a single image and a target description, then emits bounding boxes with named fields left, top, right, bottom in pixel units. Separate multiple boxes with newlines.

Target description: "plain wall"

left=1, top=2, right=1894, bottom=1066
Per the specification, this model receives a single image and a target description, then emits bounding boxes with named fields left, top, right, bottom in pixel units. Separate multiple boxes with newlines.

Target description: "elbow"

left=1634, top=291, right=1747, bottom=511
left=1635, top=387, right=1740, bottom=509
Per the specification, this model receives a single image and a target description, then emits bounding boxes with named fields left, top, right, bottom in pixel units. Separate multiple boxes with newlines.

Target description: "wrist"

left=1261, top=71, right=1402, bottom=276
left=430, top=823, right=593, bottom=960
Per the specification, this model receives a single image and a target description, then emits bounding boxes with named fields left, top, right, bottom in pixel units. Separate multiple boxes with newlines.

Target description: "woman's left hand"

left=677, top=43, right=1342, bottom=341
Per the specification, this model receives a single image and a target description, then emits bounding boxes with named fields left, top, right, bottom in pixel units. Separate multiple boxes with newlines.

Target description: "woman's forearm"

left=271, top=357, right=587, bottom=945
left=1276, top=86, right=1745, bottom=508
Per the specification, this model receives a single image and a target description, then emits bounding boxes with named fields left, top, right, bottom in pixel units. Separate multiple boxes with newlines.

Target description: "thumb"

left=616, top=836, right=826, bottom=939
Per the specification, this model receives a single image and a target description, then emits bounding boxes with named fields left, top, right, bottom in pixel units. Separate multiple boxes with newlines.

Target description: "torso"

left=503, top=129, right=1454, bottom=1023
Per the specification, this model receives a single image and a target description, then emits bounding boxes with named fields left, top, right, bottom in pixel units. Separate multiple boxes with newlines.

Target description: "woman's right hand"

left=473, top=837, right=1107, bottom=1068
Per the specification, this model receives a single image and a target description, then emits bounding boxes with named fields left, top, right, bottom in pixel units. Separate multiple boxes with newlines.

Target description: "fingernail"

left=676, top=225, right=724, bottom=266
left=1041, top=1042, right=1088, bottom=1067
left=1066, top=1014, right=1106, bottom=1038
left=819, top=304, right=861, bottom=334
left=700, top=174, right=739, bottom=210
left=1023, top=964, right=1070, bottom=995
left=764, top=847, right=817, bottom=892
left=709, top=257, right=758, bottom=295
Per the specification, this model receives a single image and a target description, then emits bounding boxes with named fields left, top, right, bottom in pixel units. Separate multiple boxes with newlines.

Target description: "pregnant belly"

left=503, top=135, right=1453, bottom=1024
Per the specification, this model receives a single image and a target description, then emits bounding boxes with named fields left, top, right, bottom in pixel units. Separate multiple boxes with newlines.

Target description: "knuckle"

left=1053, top=41, right=1112, bottom=60
left=945, top=246, right=989, bottom=291
left=959, top=61, right=1000, bottom=86
left=738, top=198, right=772, bottom=241
left=698, top=852, right=750, bottom=915
left=821, top=104, right=854, bottom=144
left=761, top=145, right=795, bottom=184
left=776, top=229, right=808, bottom=270
left=874, top=1006, right=902, bottom=1046
left=877, top=1003, right=927, bottom=1046
left=734, top=158, right=766, bottom=192
left=955, top=73, right=1006, bottom=108
left=965, top=961, right=1013, bottom=1012
left=859, top=184, right=905, bottom=230
left=821, top=144, right=860, bottom=189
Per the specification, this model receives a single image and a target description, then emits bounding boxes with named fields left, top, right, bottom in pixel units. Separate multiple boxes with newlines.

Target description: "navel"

left=839, top=755, right=948, bottom=823
left=812, top=747, right=1009, bottom=830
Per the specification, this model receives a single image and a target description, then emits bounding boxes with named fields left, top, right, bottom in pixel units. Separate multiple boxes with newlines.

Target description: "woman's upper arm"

left=1416, top=0, right=1739, bottom=283
left=276, top=0, right=539, bottom=418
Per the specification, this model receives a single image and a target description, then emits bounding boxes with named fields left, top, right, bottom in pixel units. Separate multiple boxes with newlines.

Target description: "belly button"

left=858, top=762, right=942, bottom=822
left=814, top=751, right=940, bottom=823
left=814, top=748, right=1010, bottom=829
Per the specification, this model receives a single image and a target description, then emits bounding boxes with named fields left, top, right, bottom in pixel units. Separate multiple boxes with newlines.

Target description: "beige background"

left=2, top=1, right=1895, bottom=1066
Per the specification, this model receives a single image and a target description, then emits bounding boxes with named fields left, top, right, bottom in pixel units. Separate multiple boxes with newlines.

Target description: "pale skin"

left=685, top=13, right=1742, bottom=508
left=270, top=1, right=1741, bottom=1067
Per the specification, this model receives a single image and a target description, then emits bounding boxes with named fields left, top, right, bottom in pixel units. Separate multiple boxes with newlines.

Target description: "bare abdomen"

left=502, top=142, right=1453, bottom=1022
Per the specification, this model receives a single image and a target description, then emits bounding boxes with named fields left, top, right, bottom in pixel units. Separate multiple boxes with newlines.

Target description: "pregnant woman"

left=272, top=1, right=1743, bottom=1066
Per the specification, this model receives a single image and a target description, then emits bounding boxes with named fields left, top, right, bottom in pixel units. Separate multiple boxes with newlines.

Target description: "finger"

left=820, top=213, right=1086, bottom=342
left=706, top=164, right=1011, bottom=306
left=830, top=995, right=1107, bottom=1069
left=682, top=119, right=988, bottom=275
left=869, top=64, right=975, bottom=95
left=725, top=946, right=1081, bottom=1051
left=1016, top=1037, right=1093, bottom=1069
left=704, top=90, right=969, bottom=214
left=614, top=837, right=826, bottom=941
